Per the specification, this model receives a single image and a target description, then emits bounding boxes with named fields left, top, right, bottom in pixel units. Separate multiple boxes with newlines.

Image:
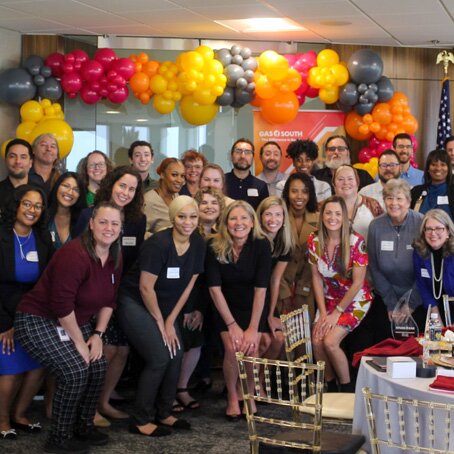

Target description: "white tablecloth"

left=352, top=356, right=454, bottom=453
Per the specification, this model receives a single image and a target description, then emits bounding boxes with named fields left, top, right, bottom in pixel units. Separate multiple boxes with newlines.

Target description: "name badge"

left=380, top=241, right=394, bottom=251
left=26, top=251, right=39, bottom=262
left=56, top=326, right=70, bottom=342
left=50, top=231, right=56, bottom=243
left=421, top=268, right=430, bottom=278
left=437, top=195, right=449, bottom=205
left=167, top=267, right=180, bottom=279
left=247, top=188, right=259, bottom=197
left=406, top=244, right=413, bottom=250
left=122, top=236, right=137, bottom=247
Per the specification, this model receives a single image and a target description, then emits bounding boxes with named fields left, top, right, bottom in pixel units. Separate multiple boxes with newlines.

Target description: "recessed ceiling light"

left=105, top=110, right=121, bottom=114
left=319, top=20, right=351, bottom=26
left=136, top=118, right=148, bottom=122
left=215, top=18, right=306, bottom=33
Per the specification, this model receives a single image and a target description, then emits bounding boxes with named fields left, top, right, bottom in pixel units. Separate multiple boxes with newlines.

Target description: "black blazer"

left=410, top=183, right=454, bottom=219
left=0, top=225, right=54, bottom=332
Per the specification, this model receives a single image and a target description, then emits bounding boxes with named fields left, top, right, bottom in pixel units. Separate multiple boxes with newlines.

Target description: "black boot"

left=339, top=382, right=355, bottom=393
left=326, top=379, right=339, bottom=392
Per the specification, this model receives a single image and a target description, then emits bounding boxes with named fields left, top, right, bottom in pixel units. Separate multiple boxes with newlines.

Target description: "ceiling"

left=0, top=0, right=452, bottom=48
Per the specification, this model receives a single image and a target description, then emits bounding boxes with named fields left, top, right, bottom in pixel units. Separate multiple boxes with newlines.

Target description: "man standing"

left=392, top=133, right=423, bottom=187
left=0, top=138, right=44, bottom=212
left=225, top=138, right=269, bottom=209
left=359, top=149, right=401, bottom=208
left=445, top=135, right=454, bottom=174
left=128, top=140, right=158, bottom=192
left=315, top=135, right=374, bottom=191
left=256, top=141, right=286, bottom=195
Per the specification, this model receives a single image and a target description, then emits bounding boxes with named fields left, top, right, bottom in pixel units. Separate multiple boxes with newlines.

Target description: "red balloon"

left=283, top=54, right=298, bottom=66
left=109, top=58, right=135, bottom=80
left=80, top=84, right=101, bottom=104
left=108, top=86, right=129, bottom=104
left=61, top=73, right=82, bottom=94
left=107, top=83, right=118, bottom=93
left=80, top=60, right=103, bottom=82
left=45, top=52, right=65, bottom=77
left=112, top=75, right=126, bottom=86
left=71, top=49, right=89, bottom=65
left=94, top=48, right=117, bottom=69
left=62, top=62, right=74, bottom=74
left=296, top=94, right=306, bottom=106
left=64, top=54, right=75, bottom=64
left=305, top=86, right=319, bottom=98
left=107, top=70, right=117, bottom=81
left=99, top=88, right=109, bottom=97
left=358, top=148, right=372, bottom=163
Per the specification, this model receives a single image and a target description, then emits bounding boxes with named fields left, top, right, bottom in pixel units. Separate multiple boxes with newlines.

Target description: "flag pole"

left=436, top=51, right=453, bottom=148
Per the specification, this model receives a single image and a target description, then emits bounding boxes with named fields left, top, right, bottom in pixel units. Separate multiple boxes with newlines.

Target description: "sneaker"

left=44, top=437, right=90, bottom=454
left=75, top=427, right=109, bottom=446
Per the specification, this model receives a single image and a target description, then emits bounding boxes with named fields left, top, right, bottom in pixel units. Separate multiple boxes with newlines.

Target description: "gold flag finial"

left=436, top=50, right=454, bottom=78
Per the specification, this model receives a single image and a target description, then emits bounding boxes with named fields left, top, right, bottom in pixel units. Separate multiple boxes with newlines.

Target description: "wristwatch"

left=93, top=330, right=104, bottom=339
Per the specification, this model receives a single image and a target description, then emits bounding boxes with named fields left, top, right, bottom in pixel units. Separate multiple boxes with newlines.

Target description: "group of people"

left=0, top=131, right=453, bottom=453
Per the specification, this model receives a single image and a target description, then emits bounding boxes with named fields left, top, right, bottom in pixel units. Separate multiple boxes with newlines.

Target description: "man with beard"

left=225, top=138, right=269, bottom=209
left=393, top=133, right=423, bottom=187
left=315, top=135, right=374, bottom=192
left=256, top=141, right=286, bottom=195
left=0, top=139, right=44, bottom=213
left=359, top=149, right=401, bottom=209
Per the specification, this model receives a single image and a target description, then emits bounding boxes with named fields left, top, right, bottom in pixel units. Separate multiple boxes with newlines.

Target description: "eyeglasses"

left=326, top=146, right=348, bottom=153
left=87, top=162, right=106, bottom=170
left=395, top=144, right=413, bottom=150
left=379, top=163, right=400, bottom=169
left=21, top=200, right=43, bottom=211
left=424, top=226, right=446, bottom=234
left=233, top=148, right=253, bottom=156
left=60, top=182, right=81, bottom=194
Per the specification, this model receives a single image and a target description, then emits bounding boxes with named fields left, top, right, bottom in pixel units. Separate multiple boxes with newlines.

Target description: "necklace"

left=430, top=252, right=444, bottom=300
left=13, top=228, right=32, bottom=261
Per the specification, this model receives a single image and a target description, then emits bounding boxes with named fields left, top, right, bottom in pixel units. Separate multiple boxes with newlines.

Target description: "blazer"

left=410, top=183, right=454, bottom=219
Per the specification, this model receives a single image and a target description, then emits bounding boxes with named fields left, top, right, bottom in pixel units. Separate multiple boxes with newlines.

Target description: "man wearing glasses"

left=225, top=138, right=269, bottom=209
left=393, top=133, right=423, bottom=187
left=315, top=135, right=374, bottom=192
left=359, top=149, right=401, bottom=209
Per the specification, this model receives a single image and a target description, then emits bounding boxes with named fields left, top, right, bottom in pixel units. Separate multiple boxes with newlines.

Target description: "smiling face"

left=162, top=161, right=185, bottom=194
left=173, top=204, right=199, bottom=237
left=428, top=159, right=449, bottom=184
left=89, top=206, right=122, bottom=249
left=261, top=204, right=284, bottom=238
left=293, top=152, right=314, bottom=175
left=322, top=201, right=343, bottom=233
left=394, top=138, right=413, bottom=164
left=15, top=191, right=43, bottom=230
left=6, top=144, right=32, bottom=179
left=325, top=137, right=350, bottom=170
left=384, top=191, right=410, bottom=225
left=33, top=135, right=58, bottom=166
left=198, top=193, right=220, bottom=224
left=334, top=166, right=358, bottom=199
left=184, top=158, right=204, bottom=185
left=231, top=141, right=254, bottom=171
left=57, top=177, right=80, bottom=208
left=200, top=168, right=223, bottom=191
left=378, top=154, right=401, bottom=183
left=111, top=173, right=138, bottom=207
left=424, top=217, right=450, bottom=251
left=227, top=206, right=254, bottom=242
left=129, top=145, right=153, bottom=176
left=87, top=152, right=107, bottom=186
left=260, top=143, right=281, bottom=172
left=288, top=178, right=309, bottom=213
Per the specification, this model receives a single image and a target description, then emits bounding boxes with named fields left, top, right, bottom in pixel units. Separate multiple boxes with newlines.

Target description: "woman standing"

left=48, top=172, right=87, bottom=249
left=280, top=173, right=319, bottom=317
left=118, top=196, right=205, bottom=436
left=180, top=149, right=207, bottom=197
left=309, top=196, right=372, bottom=392
left=15, top=202, right=123, bottom=453
left=413, top=209, right=454, bottom=321
left=199, top=163, right=235, bottom=206
left=144, top=158, right=185, bottom=234
left=0, top=185, right=53, bottom=440
left=206, top=200, right=272, bottom=420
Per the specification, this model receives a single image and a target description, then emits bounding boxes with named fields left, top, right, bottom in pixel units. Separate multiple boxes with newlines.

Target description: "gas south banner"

left=253, top=110, right=345, bottom=175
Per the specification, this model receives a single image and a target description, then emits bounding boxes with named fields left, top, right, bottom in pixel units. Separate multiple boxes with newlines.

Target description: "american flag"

left=437, top=78, right=452, bottom=148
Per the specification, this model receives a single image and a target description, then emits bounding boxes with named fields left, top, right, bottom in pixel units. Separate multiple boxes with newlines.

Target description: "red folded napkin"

left=430, top=375, right=454, bottom=391
left=352, top=337, right=422, bottom=368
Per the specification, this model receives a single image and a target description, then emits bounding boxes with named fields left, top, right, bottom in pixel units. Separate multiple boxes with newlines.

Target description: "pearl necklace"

left=430, top=252, right=444, bottom=300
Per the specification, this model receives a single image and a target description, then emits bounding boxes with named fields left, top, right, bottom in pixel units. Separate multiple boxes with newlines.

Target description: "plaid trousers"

left=15, top=312, right=107, bottom=443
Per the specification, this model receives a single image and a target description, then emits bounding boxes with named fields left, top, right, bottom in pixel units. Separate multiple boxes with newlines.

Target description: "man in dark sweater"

left=315, top=135, right=374, bottom=192
left=224, top=138, right=269, bottom=209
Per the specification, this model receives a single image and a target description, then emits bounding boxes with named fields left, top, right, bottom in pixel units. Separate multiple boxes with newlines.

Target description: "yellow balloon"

left=331, top=63, right=349, bottom=86
left=180, top=95, right=218, bottom=125
left=30, top=119, right=74, bottom=159
left=16, top=121, right=37, bottom=140
left=195, top=45, right=214, bottom=61
left=39, top=99, right=52, bottom=109
left=258, top=50, right=279, bottom=74
left=153, top=94, right=175, bottom=114
left=319, top=86, right=339, bottom=104
left=150, top=75, right=168, bottom=94
left=180, top=51, right=204, bottom=72
left=1, top=139, right=12, bottom=159
left=266, top=56, right=289, bottom=81
left=317, top=49, right=340, bottom=68
left=207, top=59, right=223, bottom=75
left=193, top=88, right=216, bottom=105
left=20, top=101, right=43, bottom=123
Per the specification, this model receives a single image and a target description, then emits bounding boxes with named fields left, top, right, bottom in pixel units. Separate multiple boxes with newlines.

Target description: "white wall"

left=0, top=27, right=22, bottom=179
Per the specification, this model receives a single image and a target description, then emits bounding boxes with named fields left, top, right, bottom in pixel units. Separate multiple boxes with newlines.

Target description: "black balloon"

left=40, top=66, right=52, bottom=78
left=339, top=82, right=358, bottom=106
left=337, top=101, right=353, bottom=112
left=216, top=87, right=234, bottom=106
left=235, top=88, right=253, bottom=105
left=33, top=74, right=45, bottom=86
left=348, top=49, right=383, bottom=84
left=0, top=68, right=36, bottom=105
left=38, top=77, right=63, bottom=101
left=355, top=102, right=374, bottom=115
left=376, top=76, right=394, bottom=102
left=24, top=55, right=44, bottom=76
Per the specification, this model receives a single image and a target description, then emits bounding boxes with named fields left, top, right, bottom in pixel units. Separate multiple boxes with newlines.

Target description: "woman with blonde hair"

left=206, top=200, right=272, bottom=420
left=309, top=196, right=372, bottom=392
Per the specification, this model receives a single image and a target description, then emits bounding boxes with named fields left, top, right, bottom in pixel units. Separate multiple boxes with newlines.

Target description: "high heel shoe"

left=128, top=423, right=171, bottom=437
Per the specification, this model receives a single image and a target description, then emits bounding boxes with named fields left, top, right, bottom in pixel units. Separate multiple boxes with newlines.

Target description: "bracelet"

left=93, top=330, right=104, bottom=339
left=335, top=305, right=345, bottom=314
left=226, top=320, right=236, bottom=327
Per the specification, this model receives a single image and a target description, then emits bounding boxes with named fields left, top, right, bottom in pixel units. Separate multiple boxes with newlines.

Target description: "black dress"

left=206, top=236, right=272, bottom=332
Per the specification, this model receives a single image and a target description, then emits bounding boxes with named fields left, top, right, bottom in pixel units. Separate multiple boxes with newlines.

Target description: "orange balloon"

left=130, top=72, right=150, bottom=94
left=139, top=92, right=150, bottom=104
left=362, top=114, right=373, bottom=124
left=375, top=126, right=388, bottom=140
left=250, top=95, right=262, bottom=107
left=143, top=60, right=160, bottom=77
left=390, top=91, right=408, bottom=106
left=260, top=92, right=299, bottom=125
left=372, top=103, right=392, bottom=125
left=138, top=52, right=148, bottom=63
left=392, top=114, right=403, bottom=124
left=386, top=132, right=395, bottom=142
left=359, top=124, right=370, bottom=135
left=369, top=122, right=381, bottom=133
left=255, top=75, right=278, bottom=99
left=401, top=114, right=418, bottom=134
left=344, top=111, right=372, bottom=141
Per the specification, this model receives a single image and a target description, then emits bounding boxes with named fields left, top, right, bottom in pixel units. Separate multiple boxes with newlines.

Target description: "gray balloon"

left=357, top=83, right=368, bottom=94
left=235, top=88, right=253, bottom=105
left=241, top=57, right=258, bottom=72
left=216, top=48, right=232, bottom=67
left=216, top=87, right=234, bottom=106
left=40, top=66, right=52, bottom=78
left=246, top=82, right=256, bottom=93
left=244, top=69, right=254, bottom=82
left=339, top=83, right=358, bottom=106
left=368, top=83, right=378, bottom=92
left=359, top=94, right=369, bottom=104
left=376, top=76, right=394, bottom=102
left=240, top=47, right=252, bottom=59
left=355, top=102, right=374, bottom=115
left=348, top=49, right=383, bottom=84
left=225, top=64, right=244, bottom=88
left=369, top=93, right=378, bottom=104
left=337, top=101, right=353, bottom=112
left=231, top=54, right=243, bottom=65
left=236, top=77, right=248, bottom=89
left=33, top=74, right=45, bottom=86
left=24, top=55, right=44, bottom=76
left=364, top=88, right=376, bottom=100
left=230, top=45, right=241, bottom=56
left=38, top=77, right=63, bottom=101
left=0, top=68, right=36, bottom=106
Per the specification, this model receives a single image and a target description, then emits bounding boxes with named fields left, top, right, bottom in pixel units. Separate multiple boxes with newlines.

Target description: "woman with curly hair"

left=73, top=166, right=145, bottom=425
left=0, top=185, right=54, bottom=439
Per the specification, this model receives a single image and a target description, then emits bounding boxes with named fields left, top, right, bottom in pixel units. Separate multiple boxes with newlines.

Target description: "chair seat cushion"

left=302, top=393, right=355, bottom=420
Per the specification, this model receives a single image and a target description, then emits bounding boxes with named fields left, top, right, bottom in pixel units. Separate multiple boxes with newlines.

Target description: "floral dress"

left=308, top=231, right=373, bottom=331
